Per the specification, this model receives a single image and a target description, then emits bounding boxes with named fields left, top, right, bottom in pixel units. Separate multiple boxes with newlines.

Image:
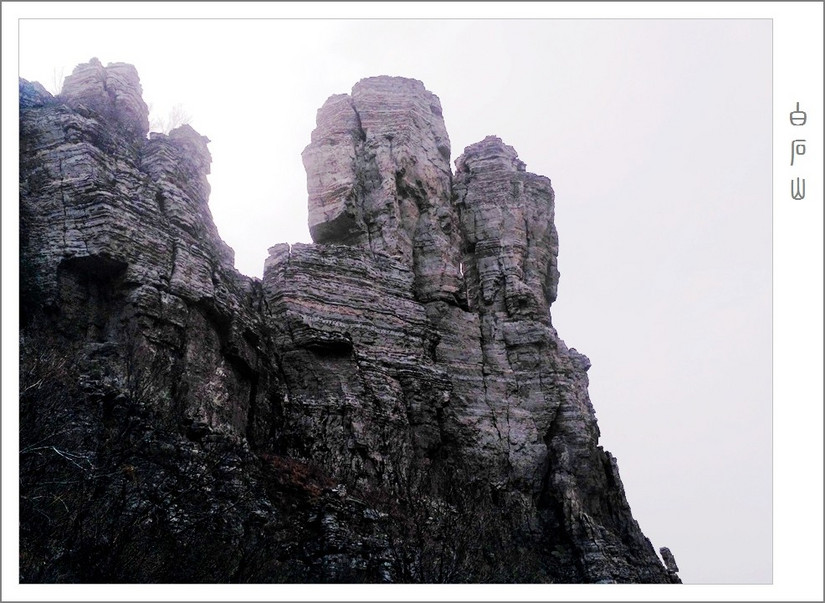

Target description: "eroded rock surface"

left=19, top=62, right=679, bottom=584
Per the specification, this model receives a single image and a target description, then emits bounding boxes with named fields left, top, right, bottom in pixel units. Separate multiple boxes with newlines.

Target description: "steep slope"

left=18, top=60, right=679, bottom=584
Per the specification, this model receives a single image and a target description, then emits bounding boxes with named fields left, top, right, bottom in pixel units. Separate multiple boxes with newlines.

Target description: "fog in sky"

left=17, top=17, right=773, bottom=585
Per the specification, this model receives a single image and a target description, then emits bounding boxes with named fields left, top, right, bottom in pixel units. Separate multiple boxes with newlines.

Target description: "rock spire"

left=302, top=76, right=462, bottom=304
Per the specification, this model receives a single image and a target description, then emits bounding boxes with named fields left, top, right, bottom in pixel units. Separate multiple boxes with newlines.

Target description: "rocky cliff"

left=18, top=59, right=680, bottom=584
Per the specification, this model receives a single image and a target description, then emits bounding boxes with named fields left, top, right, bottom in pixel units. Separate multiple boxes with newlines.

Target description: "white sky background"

left=13, top=14, right=776, bottom=588
left=5, top=3, right=824, bottom=600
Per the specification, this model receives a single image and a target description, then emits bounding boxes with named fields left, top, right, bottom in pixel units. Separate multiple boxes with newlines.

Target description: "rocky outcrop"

left=19, top=63, right=679, bottom=584
left=454, top=135, right=560, bottom=312
left=296, top=85, right=675, bottom=581
left=302, top=77, right=462, bottom=305
left=19, top=68, right=267, bottom=440
left=661, top=547, right=680, bottom=574
left=60, top=57, right=150, bottom=141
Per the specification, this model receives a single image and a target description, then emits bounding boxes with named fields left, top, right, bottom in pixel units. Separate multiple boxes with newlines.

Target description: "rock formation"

left=18, top=60, right=680, bottom=584
left=302, top=77, right=461, bottom=304
left=661, top=547, right=680, bottom=575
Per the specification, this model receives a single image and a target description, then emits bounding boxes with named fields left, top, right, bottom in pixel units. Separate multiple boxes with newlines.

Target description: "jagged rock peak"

left=660, top=547, right=680, bottom=574
left=60, top=57, right=150, bottom=141
left=19, top=61, right=232, bottom=328
left=163, top=124, right=213, bottom=175
left=455, top=135, right=527, bottom=174
left=351, top=75, right=451, bottom=161
left=19, top=78, right=53, bottom=108
left=302, top=76, right=462, bottom=305
left=454, top=135, right=560, bottom=314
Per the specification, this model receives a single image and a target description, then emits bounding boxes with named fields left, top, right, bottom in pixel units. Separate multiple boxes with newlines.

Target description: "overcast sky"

left=7, top=5, right=819, bottom=597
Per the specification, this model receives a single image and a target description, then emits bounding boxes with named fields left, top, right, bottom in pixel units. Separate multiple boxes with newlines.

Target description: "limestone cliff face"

left=19, top=62, right=679, bottom=584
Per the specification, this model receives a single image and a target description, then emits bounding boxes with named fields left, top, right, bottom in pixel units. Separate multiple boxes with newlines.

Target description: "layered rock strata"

left=19, top=62, right=679, bottom=583
left=302, top=77, right=462, bottom=304
left=20, top=70, right=270, bottom=441
left=263, top=242, right=450, bottom=483
left=60, top=57, right=150, bottom=141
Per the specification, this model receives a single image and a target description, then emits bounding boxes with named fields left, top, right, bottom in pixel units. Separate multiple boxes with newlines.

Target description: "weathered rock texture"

left=302, top=77, right=462, bottom=304
left=60, top=57, right=150, bottom=141
left=19, top=62, right=679, bottom=584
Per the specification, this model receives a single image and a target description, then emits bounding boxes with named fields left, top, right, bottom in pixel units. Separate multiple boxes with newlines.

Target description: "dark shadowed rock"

left=661, top=547, right=680, bottom=573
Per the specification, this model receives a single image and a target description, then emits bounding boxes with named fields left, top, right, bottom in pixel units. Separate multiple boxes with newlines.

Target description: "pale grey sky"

left=15, top=15, right=772, bottom=586
left=5, top=5, right=823, bottom=599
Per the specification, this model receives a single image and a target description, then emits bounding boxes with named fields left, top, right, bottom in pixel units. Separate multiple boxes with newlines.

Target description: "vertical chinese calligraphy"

left=791, top=139, right=806, bottom=166
left=790, top=102, right=807, bottom=126
left=789, top=102, right=807, bottom=200
left=791, top=177, right=806, bottom=201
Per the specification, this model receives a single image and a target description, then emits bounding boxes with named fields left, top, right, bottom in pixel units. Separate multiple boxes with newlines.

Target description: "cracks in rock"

left=503, top=388, right=513, bottom=470
left=167, top=239, right=179, bottom=288
left=97, top=66, right=122, bottom=132
left=348, top=99, right=383, bottom=261
left=154, top=190, right=167, bottom=217
left=477, top=313, right=513, bottom=487
left=365, top=220, right=377, bottom=259
left=244, top=372, right=261, bottom=448
left=480, top=361, right=502, bottom=445
left=100, top=67, right=116, bottom=109
left=57, top=158, right=70, bottom=252
left=280, top=310, right=300, bottom=356
left=522, top=211, right=532, bottom=292
left=351, top=100, right=375, bottom=259
left=348, top=97, right=366, bottom=143
left=279, top=250, right=299, bottom=350
left=455, top=192, right=477, bottom=312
